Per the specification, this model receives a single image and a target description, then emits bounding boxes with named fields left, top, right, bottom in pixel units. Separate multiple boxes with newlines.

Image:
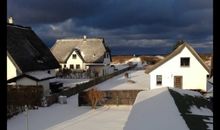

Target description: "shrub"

left=87, top=88, right=103, bottom=109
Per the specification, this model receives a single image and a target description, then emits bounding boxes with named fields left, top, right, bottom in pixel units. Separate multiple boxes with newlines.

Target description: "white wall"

left=64, top=51, right=86, bottom=70
left=7, top=56, right=17, bottom=80
left=103, top=52, right=111, bottom=64
left=38, top=80, right=51, bottom=96
left=149, top=47, right=208, bottom=91
left=16, top=77, right=37, bottom=86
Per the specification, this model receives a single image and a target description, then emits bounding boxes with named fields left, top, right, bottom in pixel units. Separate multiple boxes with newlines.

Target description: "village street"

left=7, top=68, right=213, bottom=130
left=7, top=69, right=147, bottom=130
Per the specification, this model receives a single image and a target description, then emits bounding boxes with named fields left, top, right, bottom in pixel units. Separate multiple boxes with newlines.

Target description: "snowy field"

left=124, top=88, right=189, bottom=130
left=54, top=78, right=91, bottom=88
left=96, top=70, right=149, bottom=90
left=7, top=94, right=132, bottom=130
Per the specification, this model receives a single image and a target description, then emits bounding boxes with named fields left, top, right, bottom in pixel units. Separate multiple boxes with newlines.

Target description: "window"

left=70, top=64, right=74, bottom=69
left=72, top=54, right=77, bottom=59
left=181, top=57, right=190, bottom=67
left=76, top=64, right=80, bottom=69
left=156, top=75, right=162, bottom=85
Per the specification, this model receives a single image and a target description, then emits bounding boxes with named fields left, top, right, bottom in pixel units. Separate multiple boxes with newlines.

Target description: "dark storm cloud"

left=7, top=0, right=213, bottom=54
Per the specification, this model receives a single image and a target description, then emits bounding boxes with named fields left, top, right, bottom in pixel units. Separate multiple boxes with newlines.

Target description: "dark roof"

left=51, top=38, right=111, bottom=63
left=145, top=43, right=210, bottom=74
left=7, top=24, right=60, bottom=73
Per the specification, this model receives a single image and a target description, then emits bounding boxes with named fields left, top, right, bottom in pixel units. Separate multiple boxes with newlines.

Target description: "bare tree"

left=87, top=88, right=103, bottom=109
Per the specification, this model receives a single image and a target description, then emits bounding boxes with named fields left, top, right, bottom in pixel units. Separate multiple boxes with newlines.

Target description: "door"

left=174, top=76, right=182, bottom=88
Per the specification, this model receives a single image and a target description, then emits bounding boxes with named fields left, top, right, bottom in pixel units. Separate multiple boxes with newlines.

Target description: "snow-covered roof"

left=26, top=71, right=55, bottom=80
left=170, top=88, right=203, bottom=97
left=124, top=87, right=189, bottom=130
left=7, top=71, right=56, bottom=83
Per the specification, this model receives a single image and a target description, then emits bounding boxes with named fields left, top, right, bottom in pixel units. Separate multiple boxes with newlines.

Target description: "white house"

left=51, top=36, right=113, bottom=77
left=7, top=23, right=60, bottom=96
left=145, top=43, right=209, bottom=92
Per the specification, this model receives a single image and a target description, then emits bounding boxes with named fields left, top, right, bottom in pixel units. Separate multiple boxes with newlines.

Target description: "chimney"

left=8, top=17, right=14, bottom=24
left=83, top=35, right=87, bottom=40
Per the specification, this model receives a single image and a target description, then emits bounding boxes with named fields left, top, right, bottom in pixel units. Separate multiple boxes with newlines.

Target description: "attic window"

left=181, top=57, right=190, bottom=67
left=72, top=54, right=77, bottom=59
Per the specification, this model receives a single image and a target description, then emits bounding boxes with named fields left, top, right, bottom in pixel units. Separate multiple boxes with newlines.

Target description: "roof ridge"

left=7, top=23, right=31, bottom=30
left=56, top=38, right=103, bottom=41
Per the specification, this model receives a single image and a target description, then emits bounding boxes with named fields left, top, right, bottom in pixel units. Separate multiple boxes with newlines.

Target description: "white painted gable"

left=148, top=46, right=209, bottom=91
left=7, top=56, right=17, bottom=80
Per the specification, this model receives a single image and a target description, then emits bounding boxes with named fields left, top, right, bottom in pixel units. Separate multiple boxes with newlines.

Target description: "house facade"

left=51, top=36, right=113, bottom=77
left=145, top=43, right=209, bottom=92
left=7, top=23, right=60, bottom=96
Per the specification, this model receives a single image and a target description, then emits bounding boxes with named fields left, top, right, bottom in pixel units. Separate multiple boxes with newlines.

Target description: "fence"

left=78, top=90, right=143, bottom=106
left=7, top=85, right=43, bottom=119
left=45, top=64, right=137, bottom=106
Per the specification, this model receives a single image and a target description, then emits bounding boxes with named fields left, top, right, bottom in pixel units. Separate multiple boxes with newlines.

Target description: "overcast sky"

left=7, top=0, right=213, bottom=55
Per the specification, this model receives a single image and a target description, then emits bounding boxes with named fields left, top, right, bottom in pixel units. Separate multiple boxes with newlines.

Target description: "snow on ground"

left=26, top=71, right=55, bottom=80
left=46, top=106, right=131, bottom=130
left=171, top=88, right=203, bottom=97
left=7, top=94, right=132, bottom=130
left=124, top=87, right=189, bottom=130
left=188, top=105, right=213, bottom=116
left=55, top=78, right=90, bottom=88
left=96, top=70, right=149, bottom=90
left=155, top=55, right=164, bottom=60
left=126, top=57, right=143, bottom=68
left=112, top=63, right=129, bottom=71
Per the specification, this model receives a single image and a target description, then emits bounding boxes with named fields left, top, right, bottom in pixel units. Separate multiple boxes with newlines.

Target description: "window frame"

left=72, top=54, right=77, bottom=59
left=70, top=64, right=74, bottom=69
left=156, top=75, right=162, bottom=86
left=180, top=57, right=190, bottom=67
left=76, top=64, right=80, bottom=69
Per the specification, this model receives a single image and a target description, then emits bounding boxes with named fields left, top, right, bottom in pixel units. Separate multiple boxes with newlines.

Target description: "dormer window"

left=181, top=57, right=190, bottom=67
left=72, top=54, right=77, bottom=59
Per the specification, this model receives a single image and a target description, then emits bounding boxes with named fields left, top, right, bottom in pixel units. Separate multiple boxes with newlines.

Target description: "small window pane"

left=181, top=57, right=190, bottom=66
left=70, top=64, right=74, bottom=69
left=156, top=75, right=162, bottom=85
left=76, top=64, right=80, bottom=69
left=72, top=54, right=77, bottom=59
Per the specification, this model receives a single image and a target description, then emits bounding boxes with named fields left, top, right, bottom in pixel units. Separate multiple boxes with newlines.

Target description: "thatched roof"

left=7, top=24, right=60, bottom=73
left=145, top=43, right=209, bottom=74
left=51, top=38, right=111, bottom=63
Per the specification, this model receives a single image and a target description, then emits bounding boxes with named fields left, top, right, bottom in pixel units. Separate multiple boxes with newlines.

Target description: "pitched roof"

left=7, top=73, right=55, bottom=83
left=145, top=43, right=210, bottom=74
left=7, top=24, right=60, bottom=73
left=51, top=38, right=110, bottom=63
